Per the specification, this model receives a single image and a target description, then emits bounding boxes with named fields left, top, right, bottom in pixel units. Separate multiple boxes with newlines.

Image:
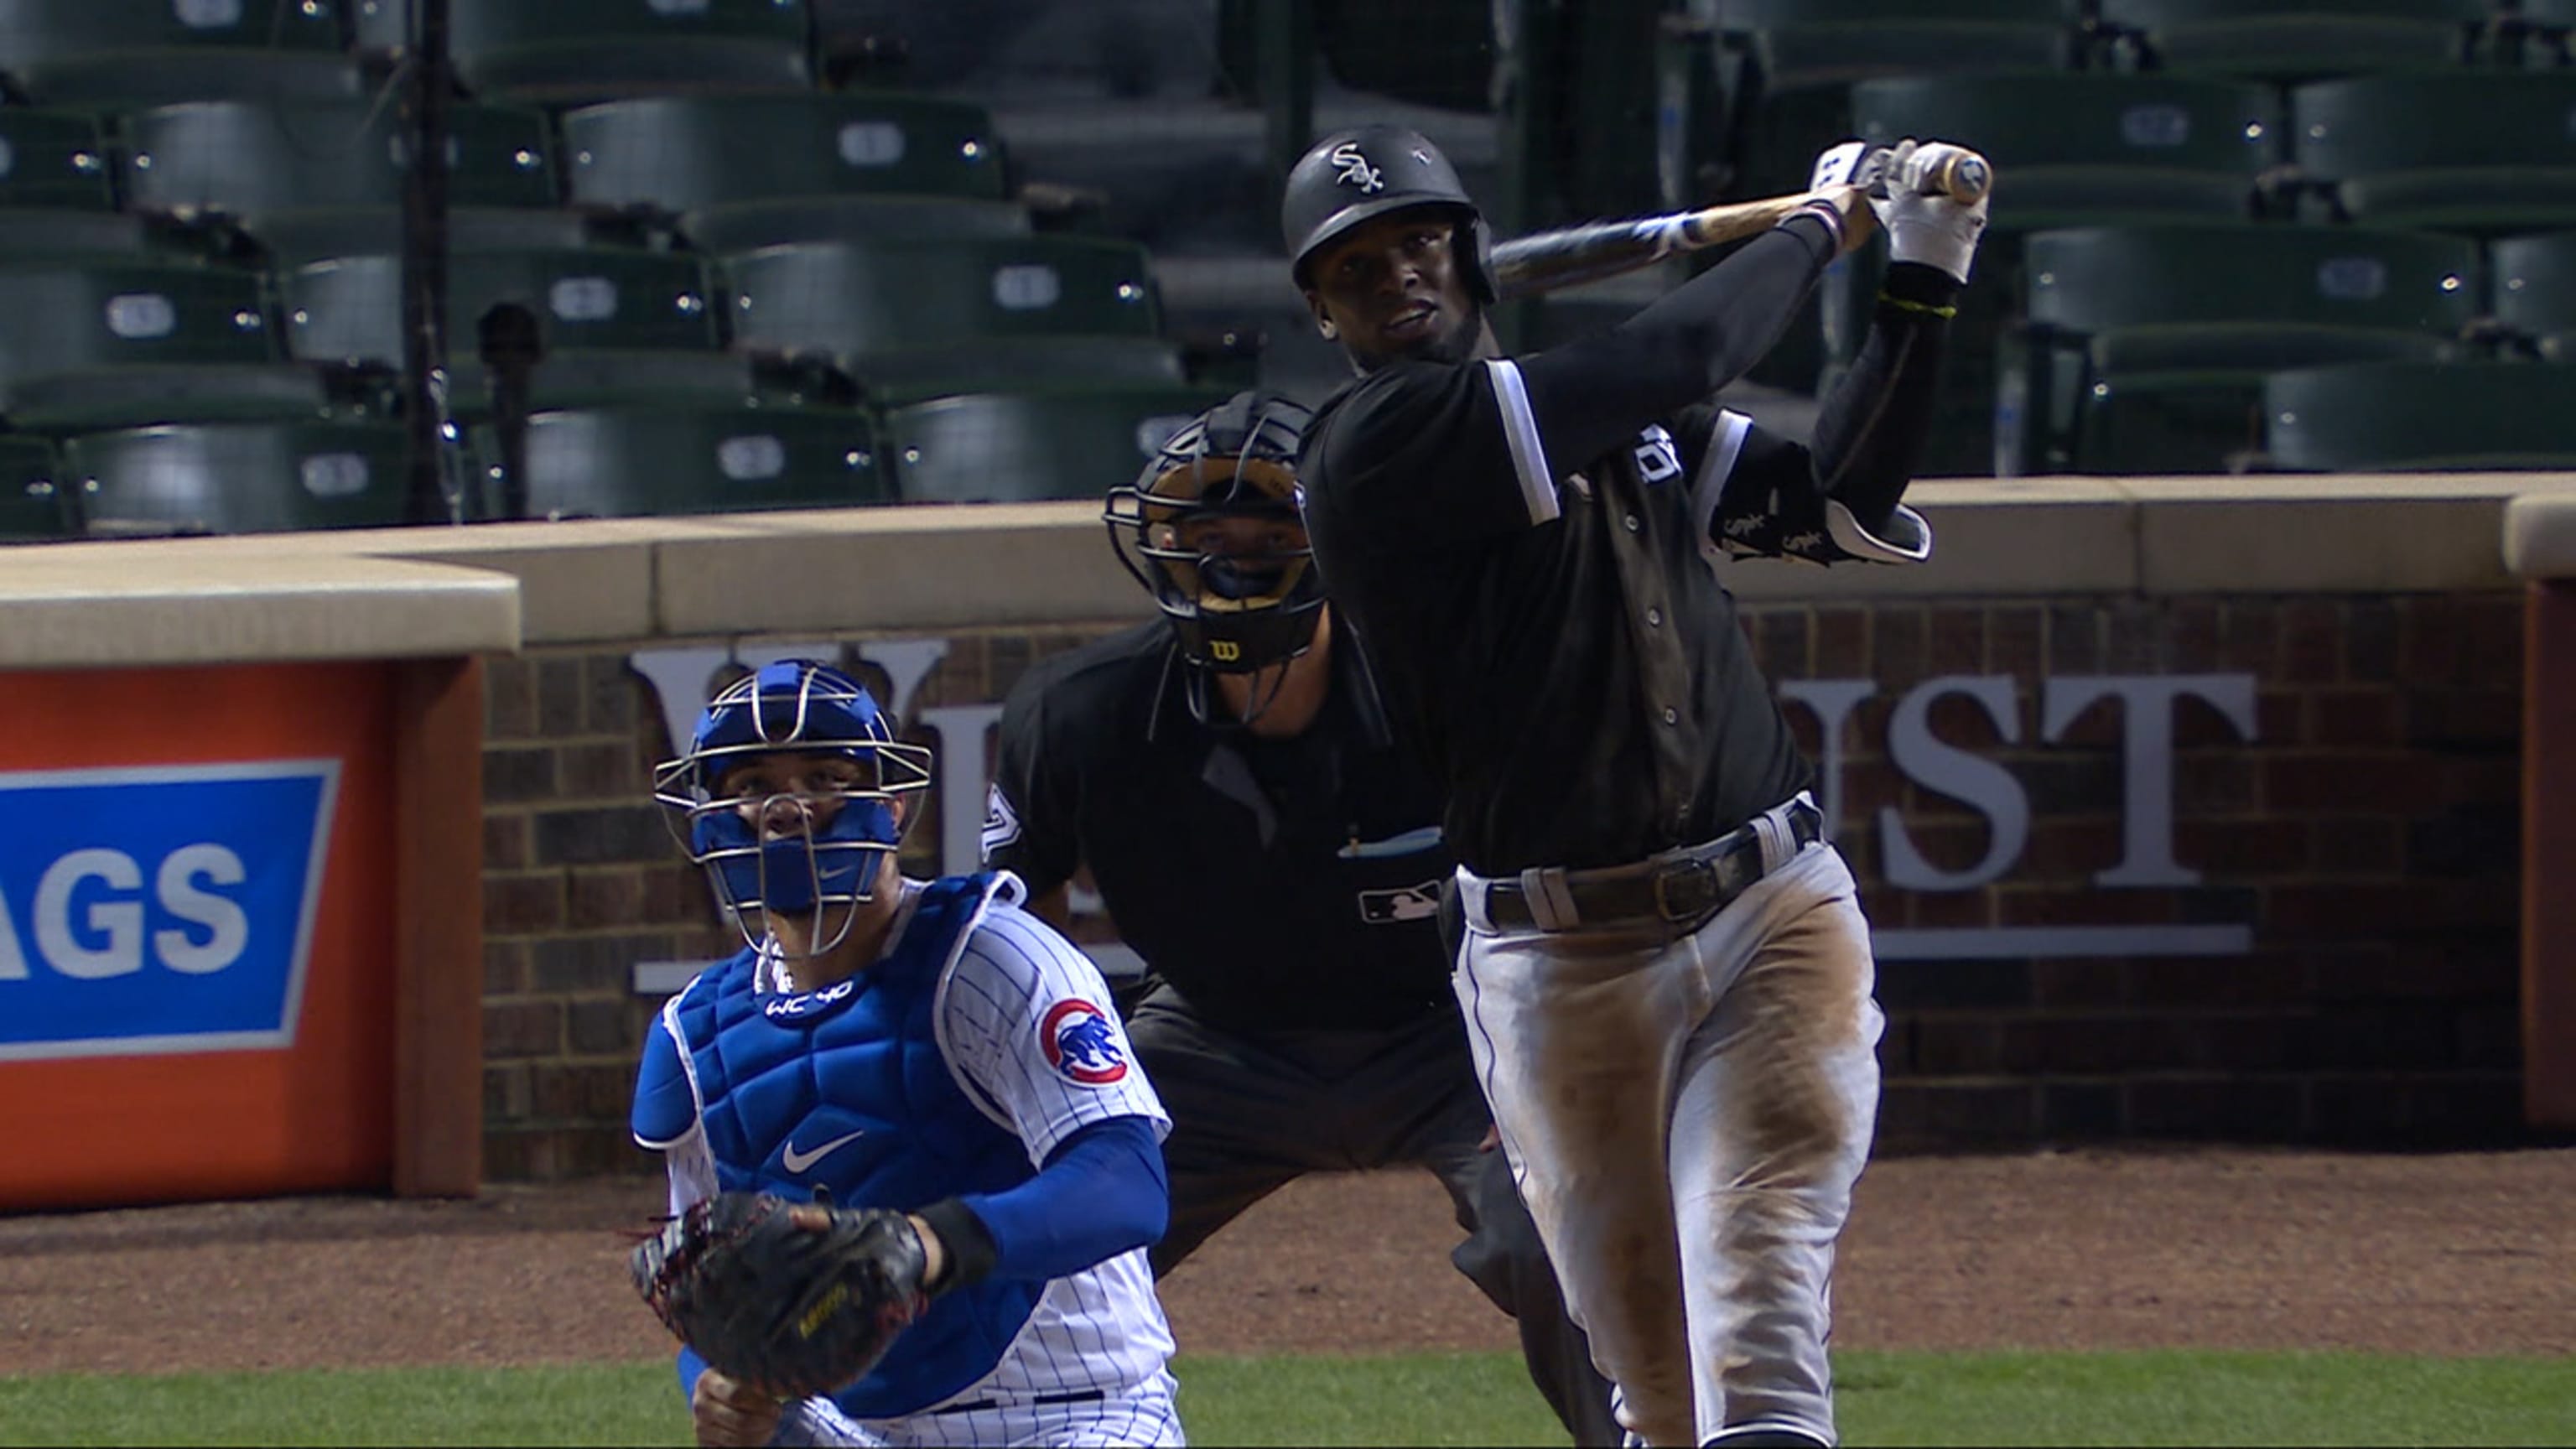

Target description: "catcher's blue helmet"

left=652, top=660, right=932, bottom=954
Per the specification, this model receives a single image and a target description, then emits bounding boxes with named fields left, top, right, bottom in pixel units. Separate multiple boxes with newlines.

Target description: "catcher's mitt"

left=629, top=1191, right=931, bottom=1400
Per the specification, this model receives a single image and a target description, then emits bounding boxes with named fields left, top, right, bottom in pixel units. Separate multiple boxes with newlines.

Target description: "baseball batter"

left=629, top=660, right=1182, bottom=1448
left=1281, top=126, right=1989, bottom=1447
left=981, top=390, right=1622, bottom=1445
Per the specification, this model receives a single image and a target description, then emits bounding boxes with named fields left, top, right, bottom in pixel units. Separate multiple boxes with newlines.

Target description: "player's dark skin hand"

left=690, top=1369, right=783, bottom=1449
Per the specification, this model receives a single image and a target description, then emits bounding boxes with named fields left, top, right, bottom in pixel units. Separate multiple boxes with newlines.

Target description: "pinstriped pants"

left=1455, top=841, right=1884, bottom=1448
left=777, top=1368, right=1184, bottom=1446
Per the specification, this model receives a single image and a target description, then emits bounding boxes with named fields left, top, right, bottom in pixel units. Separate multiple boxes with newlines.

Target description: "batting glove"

left=1872, top=138, right=1992, bottom=285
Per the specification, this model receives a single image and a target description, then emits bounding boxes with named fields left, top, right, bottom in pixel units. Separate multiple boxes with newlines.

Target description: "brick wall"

left=477, top=593, right=2528, bottom=1180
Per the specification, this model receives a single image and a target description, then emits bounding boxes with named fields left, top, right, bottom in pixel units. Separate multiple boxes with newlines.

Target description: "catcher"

left=629, top=659, right=1182, bottom=1447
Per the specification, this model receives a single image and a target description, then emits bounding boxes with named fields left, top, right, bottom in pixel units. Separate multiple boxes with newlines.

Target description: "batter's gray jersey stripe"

left=1484, top=359, right=1561, bottom=525
left=1689, top=408, right=1755, bottom=563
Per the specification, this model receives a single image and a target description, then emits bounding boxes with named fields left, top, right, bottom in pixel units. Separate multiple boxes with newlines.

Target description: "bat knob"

left=1940, top=152, right=1992, bottom=206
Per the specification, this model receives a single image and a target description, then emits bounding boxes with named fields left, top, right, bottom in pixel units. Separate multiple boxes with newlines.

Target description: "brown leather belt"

left=1480, top=797, right=1825, bottom=932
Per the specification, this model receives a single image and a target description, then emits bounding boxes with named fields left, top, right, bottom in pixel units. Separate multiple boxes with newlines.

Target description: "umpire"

left=980, top=389, right=1622, bottom=1446
left=1282, top=126, right=1991, bottom=1447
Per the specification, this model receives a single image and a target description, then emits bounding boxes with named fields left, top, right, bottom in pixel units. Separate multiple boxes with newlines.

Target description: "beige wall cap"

left=2506, top=491, right=2576, bottom=581
left=0, top=548, right=519, bottom=668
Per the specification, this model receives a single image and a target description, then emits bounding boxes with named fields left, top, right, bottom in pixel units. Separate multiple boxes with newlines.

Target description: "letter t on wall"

left=2042, top=674, right=2259, bottom=888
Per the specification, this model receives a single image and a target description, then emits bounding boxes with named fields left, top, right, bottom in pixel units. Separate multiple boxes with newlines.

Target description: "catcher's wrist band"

left=1878, top=290, right=1958, bottom=319
left=913, top=1197, right=998, bottom=1294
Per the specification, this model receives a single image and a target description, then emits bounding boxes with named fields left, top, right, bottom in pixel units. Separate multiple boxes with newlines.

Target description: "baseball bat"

left=1488, top=146, right=1990, bottom=301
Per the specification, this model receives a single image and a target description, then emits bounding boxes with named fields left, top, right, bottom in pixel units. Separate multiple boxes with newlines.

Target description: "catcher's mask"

left=1104, top=389, right=1322, bottom=727
left=651, top=659, right=932, bottom=958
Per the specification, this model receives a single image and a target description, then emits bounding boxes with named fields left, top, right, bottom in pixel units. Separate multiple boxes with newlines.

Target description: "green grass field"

left=2, top=1349, right=2569, bottom=1446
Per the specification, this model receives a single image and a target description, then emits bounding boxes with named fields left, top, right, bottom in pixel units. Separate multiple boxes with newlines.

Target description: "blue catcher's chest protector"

left=633, top=874, right=1043, bottom=1420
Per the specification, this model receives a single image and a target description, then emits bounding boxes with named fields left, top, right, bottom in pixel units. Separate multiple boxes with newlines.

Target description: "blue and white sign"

left=0, top=761, right=340, bottom=1062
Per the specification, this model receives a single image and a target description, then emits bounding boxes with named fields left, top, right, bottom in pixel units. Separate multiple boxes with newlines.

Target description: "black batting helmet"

left=1104, top=390, right=1323, bottom=707
left=1284, top=124, right=1498, bottom=305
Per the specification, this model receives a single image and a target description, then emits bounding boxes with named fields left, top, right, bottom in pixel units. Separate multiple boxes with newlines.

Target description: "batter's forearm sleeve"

left=1520, top=214, right=1838, bottom=480
left=931, top=1114, right=1168, bottom=1288
left=1806, top=261, right=1961, bottom=527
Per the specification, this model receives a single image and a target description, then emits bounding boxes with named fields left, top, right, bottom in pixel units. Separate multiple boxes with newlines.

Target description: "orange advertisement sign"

left=0, top=662, right=397, bottom=1211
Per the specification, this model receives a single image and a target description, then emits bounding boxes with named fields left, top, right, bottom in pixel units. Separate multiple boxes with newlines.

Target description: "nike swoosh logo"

left=781, top=1129, right=866, bottom=1175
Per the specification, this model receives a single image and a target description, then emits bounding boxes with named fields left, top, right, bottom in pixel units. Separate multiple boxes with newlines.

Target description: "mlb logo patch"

left=1039, top=998, right=1128, bottom=1086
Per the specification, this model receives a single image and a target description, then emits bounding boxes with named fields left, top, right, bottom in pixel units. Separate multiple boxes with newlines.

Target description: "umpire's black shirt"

left=1296, top=216, right=1956, bottom=877
left=983, top=620, right=1458, bottom=1036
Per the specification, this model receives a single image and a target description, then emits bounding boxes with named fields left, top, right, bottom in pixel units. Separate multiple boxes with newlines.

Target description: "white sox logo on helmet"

left=1330, top=142, right=1384, bottom=193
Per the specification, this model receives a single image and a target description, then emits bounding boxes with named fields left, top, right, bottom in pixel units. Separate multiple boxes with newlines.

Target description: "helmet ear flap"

left=1461, top=214, right=1499, bottom=306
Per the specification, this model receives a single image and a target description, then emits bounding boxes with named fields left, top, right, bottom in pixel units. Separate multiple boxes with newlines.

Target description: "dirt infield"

left=3, top=1147, right=2571, bottom=1379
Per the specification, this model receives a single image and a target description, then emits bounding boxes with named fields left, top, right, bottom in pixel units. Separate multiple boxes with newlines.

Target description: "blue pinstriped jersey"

left=632, top=871, right=1176, bottom=1421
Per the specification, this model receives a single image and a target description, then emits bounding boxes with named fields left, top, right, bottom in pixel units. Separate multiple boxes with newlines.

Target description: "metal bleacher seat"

left=2491, top=231, right=2576, bottom=360
left=2290, top=71, right=2576, bottom=234
left=723, top=234, right=1176, bottom=395
left=0, top=259, right=335, bottom=432
left=0, top=433, right=70, bottom=540
left=2001, top=222, right=2482, bottom=475
left=480, top=404, right=890, bottom=520
left=1839, top=70, right=2282, bottom=474
left=446, top=0, right=813, bottom=106
left=121, top=98, right=560, bottom=242
left=562, top=92, right=1016, bottom=249
left=2260, top=359, right=2576, bottom=470
left=2093, top=0, right=2490, bottom=82
left=881, top=384, right=1231, bottom=504
left=63, top=418, right=414, bottom=536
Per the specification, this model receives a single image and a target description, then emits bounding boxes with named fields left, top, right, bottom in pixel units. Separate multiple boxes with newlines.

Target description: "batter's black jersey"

left=981, top=620, right=1460, bottom=1036
left=1297, top=368, right=1815, bottom=877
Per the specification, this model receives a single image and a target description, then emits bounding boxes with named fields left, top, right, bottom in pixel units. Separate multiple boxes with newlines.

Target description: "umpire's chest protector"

left=632, top=874, right=1049, bottom=1418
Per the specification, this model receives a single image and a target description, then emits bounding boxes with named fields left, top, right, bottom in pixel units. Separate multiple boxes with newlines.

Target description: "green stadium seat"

left=0, top=258, right=270, bottom=387
left=0, top=208, right=148, bottom=260
left=562, top=94, right=1009, bottom=227
left=2000, top=223, right=2480, bottom=474
left=481, top=405, right=890, bottom=520
left=350, top=0, right=405, bottom=55
left=63, top=419, right=414, bottom=535
left=850, top=335, right=1188, bottom=403
left=2095, top=0, right=2485, bottom=82
left=2491, top=231, right=2576, bottom=357
left=447, top=0, right=813, bottom=105
left=283, top=248, right=721, bottom=369
left=678, top=195, right=1031, bottom=257
left=883, top=385, right=1233, bottom=505
left=250, top=205, right=605, bottom=270
left=2290, top=73, right=2576, bottom=233
left=0, top=0, right=345, bottom=66
left=0, top=109, right=114, bottom=210
left=0, top=433, right=70, bottom=540
left=18, top=49, right=364, bottom=109
left=724, top=236, right=1162, bottom=371
left=2261, top=360, right=2576, bottom=470
left=0, top=257, right=347, bottom=434
left=1834, top=72, right=2281, bottom=474
left=122, top=99, right=560, bottom=228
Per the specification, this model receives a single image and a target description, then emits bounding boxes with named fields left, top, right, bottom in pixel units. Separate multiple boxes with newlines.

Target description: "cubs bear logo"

left=1040, top=998, right=1128, bottom=1086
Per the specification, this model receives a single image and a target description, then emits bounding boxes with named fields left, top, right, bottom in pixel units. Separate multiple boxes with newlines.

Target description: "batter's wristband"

left=1877, top=291, right=1958, bottom=320
left=1783, top=198, right=1846, bottom=252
